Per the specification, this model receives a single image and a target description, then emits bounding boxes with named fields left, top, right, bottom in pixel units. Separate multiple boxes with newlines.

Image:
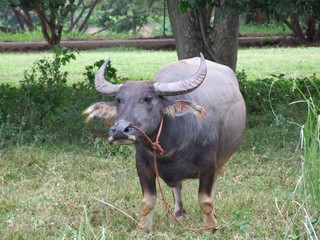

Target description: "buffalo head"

left=83, top=53, right=207, bottom=145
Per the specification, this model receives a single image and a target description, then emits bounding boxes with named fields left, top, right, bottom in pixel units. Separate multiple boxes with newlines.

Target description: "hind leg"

left=198, top=160, right=218, bottom=232
left=172, top=182, right=186, bottom=219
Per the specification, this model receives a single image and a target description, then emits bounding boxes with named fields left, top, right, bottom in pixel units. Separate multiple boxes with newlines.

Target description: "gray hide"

left=83, top=54, right=246, bottom=233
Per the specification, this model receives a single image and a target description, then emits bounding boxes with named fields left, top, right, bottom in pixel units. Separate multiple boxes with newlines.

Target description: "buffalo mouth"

left=108, top=134, right=136, bottom=145
left=108, top=119, right=137, bottom=145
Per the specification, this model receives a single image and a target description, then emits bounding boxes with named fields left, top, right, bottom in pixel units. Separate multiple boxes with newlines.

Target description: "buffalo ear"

left=82, top=102, right=117, bottom=126
left=163, top=100, right=206, bottom=118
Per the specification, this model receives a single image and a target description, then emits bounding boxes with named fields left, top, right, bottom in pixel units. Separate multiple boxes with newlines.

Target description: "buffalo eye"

left=143, top=96, right=153, bottom=103
left=115, top=97, right=121, bottom=104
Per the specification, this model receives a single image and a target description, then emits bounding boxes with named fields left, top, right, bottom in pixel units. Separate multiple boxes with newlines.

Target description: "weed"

left=74, top=206, right=94, bottom=240
left=276, top=77, right=320, bottom=239
left=232, top=210, right=252, bottom=234
left=237, top=71, right=320, bottom=127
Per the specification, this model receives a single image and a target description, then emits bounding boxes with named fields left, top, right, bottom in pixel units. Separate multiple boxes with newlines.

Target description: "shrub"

left=0, top=48, right=318, bottom=153
left=0, top=47, right=125, bottom=147
left=237, top=70, right=320, bottom=126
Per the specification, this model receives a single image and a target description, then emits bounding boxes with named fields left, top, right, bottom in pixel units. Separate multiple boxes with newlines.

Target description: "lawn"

left=0, top=142, right=301, bottom=239
left=0, top=47, right=319, bottom=84
left=0, top=47, right=319, bottom=239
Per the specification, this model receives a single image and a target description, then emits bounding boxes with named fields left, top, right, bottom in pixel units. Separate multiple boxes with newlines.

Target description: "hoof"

left=174, top=208, right=186, bottom=219
left=204, top=224, right=219, bottom=233
left=136, top=225, right=152, bottom=234
left=132, top=229, right=153, bottom=238
left=203, top=214, right=219, bottom=233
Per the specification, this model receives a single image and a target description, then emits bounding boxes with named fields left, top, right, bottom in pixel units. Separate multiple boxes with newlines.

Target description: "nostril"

left=124, top=126, right=132, bottom=133
left=111, top=119, right=133, bottom=136
left=110, top=126, right=116, bottom=133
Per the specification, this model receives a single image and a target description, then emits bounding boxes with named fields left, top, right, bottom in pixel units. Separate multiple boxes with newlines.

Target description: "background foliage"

left=0, top=46, right=319, bottom=147
left=0, top=47, right=117, bottom=146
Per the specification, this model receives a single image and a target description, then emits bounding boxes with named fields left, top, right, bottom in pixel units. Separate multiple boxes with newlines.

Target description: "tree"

left=272, top=0, right=320, bottom=43
left=168, top=0, right=320, bottom=71
left=32, top=0, right=70, bottom=45
left=0, top=0, right=101, bottom=45
left=12, top=6, right=36, bottom=31
left=0, top=0, right=36, bottom=32
left=66, top=0, right=101, bottom=34
left=247, top=0, right=320, bottom=43
left=168, top=0, right=240, bottom=71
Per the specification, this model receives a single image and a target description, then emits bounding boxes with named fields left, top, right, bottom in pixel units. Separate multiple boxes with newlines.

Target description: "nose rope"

left=130, top=116, right=217, bottom=232
left=130, top=116, right=164, bottom=154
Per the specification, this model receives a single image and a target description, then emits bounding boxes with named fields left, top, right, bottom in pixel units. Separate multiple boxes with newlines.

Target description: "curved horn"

left=95, top=58, right=122, bottom=96
left=154, top=53, right=207, bottom=96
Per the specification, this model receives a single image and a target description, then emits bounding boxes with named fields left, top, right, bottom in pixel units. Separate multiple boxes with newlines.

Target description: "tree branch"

left=34, top=3, right=51, bottom=44
left=274, top=10, right=293, bottom=31
left=67, top=0, right=83, bottom=32
left=13, top=7, right=25, bottom=32
left=314, top=23, right=320, bottom=41
left=66, top=0, right=89, bottom=33
left=198, top=12, right=220, bottom=63
left=79, top=0, right=100, bottom=33
left=289, top=12, right=307, bottom=43
left=21, top=6, right=36, bottom=31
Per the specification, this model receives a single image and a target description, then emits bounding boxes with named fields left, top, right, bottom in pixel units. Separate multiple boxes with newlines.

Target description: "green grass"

left=0, top=23, right=288, bottom=43
left=0, top=30, right=133, bottom=43
left=0, top=48, right=177, bottom=84
left=0, top=30, right=45, bottom=42
left=0, top=47, right=319, bottom=85
left=240, top=23, right=291, bottom=36
left=237, top=47, right=320, bottom=79
left=0, top=142, right=302, bottom=239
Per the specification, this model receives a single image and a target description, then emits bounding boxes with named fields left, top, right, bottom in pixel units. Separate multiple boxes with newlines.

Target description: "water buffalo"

left=83, top=53, right=246, bottom=233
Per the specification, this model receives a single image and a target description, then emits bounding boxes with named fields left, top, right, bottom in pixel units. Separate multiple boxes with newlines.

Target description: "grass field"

left=0, top=47, right=319, bottom=84
left=0, top=143, right=302, bottom=239
left=0, top=47, right=319, bottom=239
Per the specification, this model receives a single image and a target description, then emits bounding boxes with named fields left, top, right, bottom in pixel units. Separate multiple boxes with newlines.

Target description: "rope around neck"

left=130, top=116, right=217, bottom=232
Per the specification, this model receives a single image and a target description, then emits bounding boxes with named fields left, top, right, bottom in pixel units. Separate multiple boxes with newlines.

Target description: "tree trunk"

left=306, top=15, right=316, bottom=42
left=167, top=0, right=204, bottom=59
left=13, top=8, right=25, bottom=32
left=34, top=4, right=51, bottom=44
left=208, top=2, right=240, bottom=71
left=20, top=7, right=36, bottom=31
left=34, top=3, right=61, bottom=46
left=315, top=23, right=320, bottom=41
left=167, top=0, right=239, bottom=71
left=79, top=0, right=100, bottom=33
left=290, top=13, right=308, bottom=43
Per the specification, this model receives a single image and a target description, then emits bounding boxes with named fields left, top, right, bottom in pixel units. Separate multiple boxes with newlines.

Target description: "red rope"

left=130, top=116, right=217, bottom=232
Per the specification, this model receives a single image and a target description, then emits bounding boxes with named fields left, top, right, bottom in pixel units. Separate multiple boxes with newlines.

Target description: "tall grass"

left=300, top=82, right=320, bottom=238
left=279, top=80, right=320, bottom=239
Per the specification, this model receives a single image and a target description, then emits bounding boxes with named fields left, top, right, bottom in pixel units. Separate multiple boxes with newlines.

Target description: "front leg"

left=136, top=155, right=157, bottom=233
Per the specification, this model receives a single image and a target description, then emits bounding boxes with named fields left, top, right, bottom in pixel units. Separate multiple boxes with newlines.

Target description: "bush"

left=237, top=70, right=320, bottom=126
left=0, top=47, right=124, bottom=147
left=1, top=48, right=318, bottom=152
